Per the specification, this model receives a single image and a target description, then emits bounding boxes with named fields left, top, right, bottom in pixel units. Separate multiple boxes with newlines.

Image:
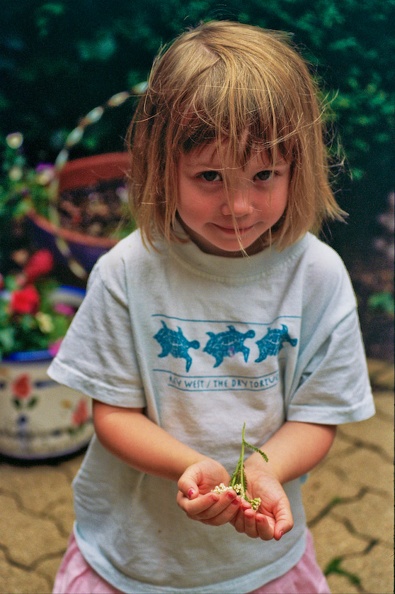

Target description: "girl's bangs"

left=178, top=78, right=298, bottom=165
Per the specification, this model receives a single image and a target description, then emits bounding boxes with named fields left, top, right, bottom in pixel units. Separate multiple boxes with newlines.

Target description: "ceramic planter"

left=0, top=286, right=93, bottom=460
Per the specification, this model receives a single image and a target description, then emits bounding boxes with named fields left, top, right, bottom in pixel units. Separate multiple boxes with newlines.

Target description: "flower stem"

left=229, top=423, right=268, bottom=511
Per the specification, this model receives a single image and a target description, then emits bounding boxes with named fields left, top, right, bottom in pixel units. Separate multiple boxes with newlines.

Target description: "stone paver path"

left=303, top=359, right=394, bottom=594
left=0, top=359, right=393, bottom=594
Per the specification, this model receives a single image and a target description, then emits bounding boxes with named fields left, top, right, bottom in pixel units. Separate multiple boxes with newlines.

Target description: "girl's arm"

left=93, top=401, right=208, bottom=480
left=93, top=401, right=242, bottom=521
left=248, top=421, right=337, bottom=484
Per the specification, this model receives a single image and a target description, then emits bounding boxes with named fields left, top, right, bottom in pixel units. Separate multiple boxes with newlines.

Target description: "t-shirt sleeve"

left=286, top=308, right=375, bottom=424
left=47, top=258, right=145, bottom=408
left=285, top=241, right=375, bottom=425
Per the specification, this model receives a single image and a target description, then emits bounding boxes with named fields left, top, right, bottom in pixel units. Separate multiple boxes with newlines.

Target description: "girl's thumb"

left=178, top=472, right=199, bottom=499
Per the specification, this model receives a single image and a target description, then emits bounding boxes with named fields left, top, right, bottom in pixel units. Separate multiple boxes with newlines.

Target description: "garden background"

left=1, top=0, right=394, bottom=360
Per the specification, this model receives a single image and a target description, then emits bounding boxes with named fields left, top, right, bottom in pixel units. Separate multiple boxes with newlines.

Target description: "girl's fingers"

left=231, top=508, right=276, bottom=540
left=200, top=494, right=241, bottom=525
left=231, top=507, right=250, bottom=534
left=176, top=489, right=215, bottom=513
left=240, top=508, right=259, bottom=538
left=184, top=491, right=220, bottom=515
left=177, top=489, right=240, bottom=523
left=192, top=490, right=237, bottom=520
left=255, top=512, right=276, bottom=540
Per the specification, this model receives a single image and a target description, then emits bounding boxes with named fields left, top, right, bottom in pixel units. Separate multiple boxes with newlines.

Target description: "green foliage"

left=0, top=137, right=54, bottom=220
left=367, top=292, right=394, bottom=316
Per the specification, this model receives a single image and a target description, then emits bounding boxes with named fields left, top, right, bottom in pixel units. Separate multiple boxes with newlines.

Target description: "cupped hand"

left=177, top=458, right=242, bottom=526
left=230, top=470, right=294, bottom=540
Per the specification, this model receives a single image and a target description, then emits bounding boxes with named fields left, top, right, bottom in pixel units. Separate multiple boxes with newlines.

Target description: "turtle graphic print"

left=255, top=325, right=298, bottom=362
left=204, top=325, right=256, bottom=368
left=153, top=318, right=298, bottom=374
left=154, top=321, right=200, bottom=372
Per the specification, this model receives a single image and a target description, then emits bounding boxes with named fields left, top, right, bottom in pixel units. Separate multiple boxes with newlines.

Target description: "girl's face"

left=176, top=143, right=290, bottom=257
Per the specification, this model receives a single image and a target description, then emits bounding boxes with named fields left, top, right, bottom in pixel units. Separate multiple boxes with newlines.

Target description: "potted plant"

left=1, top=131, right=133, bottom=283
left=1, top=87, right=146, bottom=282
left=0, top=249, right=92, bottom=460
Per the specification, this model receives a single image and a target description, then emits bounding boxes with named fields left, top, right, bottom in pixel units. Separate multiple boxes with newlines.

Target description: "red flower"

left=11, top=374, right=31, bottom=399
left=10, top=285, right=40, bottom=315
left=23, top=250, right=54, bottom=284
left=72, top=399, right=89, bottom=426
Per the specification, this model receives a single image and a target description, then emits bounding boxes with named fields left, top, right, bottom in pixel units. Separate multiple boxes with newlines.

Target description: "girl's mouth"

left=214, top=224, right=254, bottom=235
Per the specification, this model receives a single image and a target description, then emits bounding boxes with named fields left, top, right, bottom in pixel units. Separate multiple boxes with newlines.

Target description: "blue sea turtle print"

left=203, top=325, right=256, bottom=368
left=255, top=324, right=298, bottom=362
left=154, top=321, right=200, bottom=372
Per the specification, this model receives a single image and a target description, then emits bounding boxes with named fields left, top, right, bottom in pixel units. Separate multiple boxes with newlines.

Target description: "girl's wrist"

left=244, top=453, right=282, bottom=483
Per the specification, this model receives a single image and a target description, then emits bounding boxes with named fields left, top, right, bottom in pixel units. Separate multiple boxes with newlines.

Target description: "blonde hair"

left=127, top=19, right=344, bottom=249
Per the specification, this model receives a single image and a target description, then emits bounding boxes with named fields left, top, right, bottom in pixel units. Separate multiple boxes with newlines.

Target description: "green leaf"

left=27, top=396, right=39, bottom=409
left=243, top=439, right=269, bottom=463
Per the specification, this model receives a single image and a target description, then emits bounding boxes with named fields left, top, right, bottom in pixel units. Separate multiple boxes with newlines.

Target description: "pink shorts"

left=53, top=530, right=330, bottom=594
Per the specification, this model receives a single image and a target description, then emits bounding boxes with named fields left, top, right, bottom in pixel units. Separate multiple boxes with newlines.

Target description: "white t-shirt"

left=48, top=230, right=374, bottom=593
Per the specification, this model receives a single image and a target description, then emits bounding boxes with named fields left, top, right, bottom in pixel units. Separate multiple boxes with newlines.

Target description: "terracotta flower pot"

left=0, top=287, right=93, bottom=460
left=27, top=209, right=118, bottom=278
left=27, top=152, right=131, bottom=280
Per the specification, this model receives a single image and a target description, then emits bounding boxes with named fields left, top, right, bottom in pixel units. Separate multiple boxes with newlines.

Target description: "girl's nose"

left=221, top=190, right=253, bottom=217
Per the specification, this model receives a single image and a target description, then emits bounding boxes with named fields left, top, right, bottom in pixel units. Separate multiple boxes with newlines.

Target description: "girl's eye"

left=200, top=171, right=221, bottom=182
left=255, top=170, right=274, bottom=182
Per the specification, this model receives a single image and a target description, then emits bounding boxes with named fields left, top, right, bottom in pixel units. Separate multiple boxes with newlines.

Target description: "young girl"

left=49, top=20, right=375, bottom=594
